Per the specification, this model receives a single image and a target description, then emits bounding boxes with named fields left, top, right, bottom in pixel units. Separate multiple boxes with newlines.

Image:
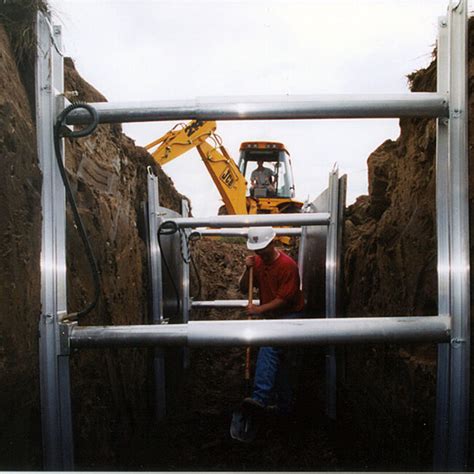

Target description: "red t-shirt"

left=253, top=251, right=305, bottom=316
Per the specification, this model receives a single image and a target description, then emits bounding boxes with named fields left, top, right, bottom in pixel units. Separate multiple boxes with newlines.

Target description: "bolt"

left=451, top=337, right=466, bottom=347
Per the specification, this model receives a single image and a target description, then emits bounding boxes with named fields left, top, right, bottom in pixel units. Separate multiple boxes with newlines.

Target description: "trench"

left=1, top=3, right=474, bottom=472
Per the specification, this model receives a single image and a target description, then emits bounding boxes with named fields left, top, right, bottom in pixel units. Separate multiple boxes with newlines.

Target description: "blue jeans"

left=251, top=312, right=304, bottom=413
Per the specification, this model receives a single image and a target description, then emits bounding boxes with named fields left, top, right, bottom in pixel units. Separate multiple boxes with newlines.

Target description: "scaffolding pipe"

left=190, top=228, right=302, bottom=237
left=70, top=316, right=450, bottom=349
left=191, top=300, right=259, bottom=308
left=167, top=212, right=329, bottom=229
left=65, top=93, right=449, bottom=125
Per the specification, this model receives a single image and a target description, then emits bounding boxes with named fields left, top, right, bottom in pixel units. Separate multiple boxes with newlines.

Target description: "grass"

left=0, top=0, right=49, bottom=67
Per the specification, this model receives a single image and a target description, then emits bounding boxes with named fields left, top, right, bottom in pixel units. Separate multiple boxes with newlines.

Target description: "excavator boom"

left=146, top=120, right=249, bottom=214
left=145, top=120, right=302, bottom=216
left=146, top=120, right=217, bottom=166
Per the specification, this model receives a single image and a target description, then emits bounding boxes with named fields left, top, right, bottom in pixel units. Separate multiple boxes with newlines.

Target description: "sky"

left=48, top=0, right=458, bottom=216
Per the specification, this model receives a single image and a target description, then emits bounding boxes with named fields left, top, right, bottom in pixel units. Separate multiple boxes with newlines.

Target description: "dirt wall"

left=0, top=14, right=186, bottom=468
left=340, top=20, right=474, bottom=470
left=0, top=23, right=42, bottom=469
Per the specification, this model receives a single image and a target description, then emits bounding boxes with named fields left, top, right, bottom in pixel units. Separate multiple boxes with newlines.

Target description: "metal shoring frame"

left=36, top=13, right=74, bottom=470
left=181, top=199, right=191, bottom=369
left=37, top=3, right=468, bottom=468
left=147, top=168, right=164, bottom=324
left=434, top=14, right=451, bottom=470
left=325, top=171, right=340, bottom=420
left=446, top=0, right=470, bottom=469
left=65, top=93, right=448, bottom=124
left=192, top=300, right=260, bottom=309
left=146, top=169, right=166, bottom=421
left=167, top=212, right=329, bottom=229
left=190, top=228, right=301, bottom=238
left=70, top=316, right=450, bottom=349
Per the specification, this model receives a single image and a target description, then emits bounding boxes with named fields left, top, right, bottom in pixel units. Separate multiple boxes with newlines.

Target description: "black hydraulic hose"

left=53, top=103, right=100, bottom=319
left=190, top=251, right=202, bottom=300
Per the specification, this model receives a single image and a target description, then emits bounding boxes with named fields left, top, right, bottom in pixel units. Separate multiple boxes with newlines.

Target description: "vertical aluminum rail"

left=446, top=1, right=470, bottom=469
left=147, top=168, right=164, bottom=324
left=181, top=199, right=191, bottom=369
left=434, top=14, right=451, bottom=470
left=146, top=169, right=166, bottom=421
left=36, top=13, right=74, bottom=470
left=325, top=171, right=340, bottom=420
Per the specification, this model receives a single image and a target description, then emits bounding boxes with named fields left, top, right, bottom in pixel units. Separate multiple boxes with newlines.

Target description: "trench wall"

left=0, top=12, right=186, bottom=467
left=1, top=5, right=473, bottom=470
left=339, top=18, right=474, bottom=470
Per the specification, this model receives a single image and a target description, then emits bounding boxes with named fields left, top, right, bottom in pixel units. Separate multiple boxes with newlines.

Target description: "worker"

left=250, top=160, right=275, bottom=196
left=239, top=226, right=305, bottom=416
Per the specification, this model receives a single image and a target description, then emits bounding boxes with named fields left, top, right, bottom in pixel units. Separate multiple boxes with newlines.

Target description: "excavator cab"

left=238, top=142, right=297, bottom=199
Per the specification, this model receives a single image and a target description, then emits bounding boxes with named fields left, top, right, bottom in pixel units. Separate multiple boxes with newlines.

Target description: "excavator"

left=145, top=120, right=303, bottom=215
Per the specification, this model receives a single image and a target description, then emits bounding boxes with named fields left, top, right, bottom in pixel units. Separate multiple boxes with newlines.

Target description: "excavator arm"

left=146, top=120, right=249, bottom=214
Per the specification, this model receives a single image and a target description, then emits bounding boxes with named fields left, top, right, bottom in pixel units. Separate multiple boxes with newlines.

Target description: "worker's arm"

left=239, top=256, right=255, bottom=293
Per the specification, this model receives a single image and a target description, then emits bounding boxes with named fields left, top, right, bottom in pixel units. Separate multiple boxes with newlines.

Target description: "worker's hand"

left=246, top=304, right=262, bottom=316
left=245, top=256, right=255, bottom=268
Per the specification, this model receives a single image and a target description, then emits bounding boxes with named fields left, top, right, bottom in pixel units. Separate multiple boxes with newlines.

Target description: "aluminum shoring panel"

left=36, top=13, right=74, bottom=470
left=147, top=169, right=164, bottom=324
left=301, top=187, right=330, bottom=316
left=292, top=172, right=346, bottom=420
left=70, top=316, right=450, bottom=349
left=65, top=93, right=448, bottom=125
left=434, top=15, right=451, bottom=470
left=325, top=171, right=343, bottom=420
left=146, top=169, right=166, bottom=421
left=446, top=0, right=470, bottom=469
left=156, top=208, right=183, bottom=321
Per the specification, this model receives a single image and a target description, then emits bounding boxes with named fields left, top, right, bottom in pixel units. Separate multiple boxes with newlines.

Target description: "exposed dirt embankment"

left=339, top=20, right=474, bottom=469
left=0, top=23, right=42, bottom=469
left=0, top=14, right=186, bottom=467
left=63, top=57, right=187, bottom=468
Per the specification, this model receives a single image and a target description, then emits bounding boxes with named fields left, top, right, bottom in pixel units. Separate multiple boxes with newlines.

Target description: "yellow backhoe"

left=145, top=120, right=303, bottom=215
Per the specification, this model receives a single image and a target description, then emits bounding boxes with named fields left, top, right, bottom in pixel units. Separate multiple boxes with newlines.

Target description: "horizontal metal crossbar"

left=166, top=212, right=329, bottom=229
left=70, top=316, right=450, bottom=348
left=191, top=300, right=260, bottom=308
left=191, top=228, right=302, bottom=237
left=65, top=93, right=448, bottom=124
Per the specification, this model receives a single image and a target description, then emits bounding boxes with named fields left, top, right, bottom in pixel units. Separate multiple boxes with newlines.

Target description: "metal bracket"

left=59, top=322, right=77, bottom=356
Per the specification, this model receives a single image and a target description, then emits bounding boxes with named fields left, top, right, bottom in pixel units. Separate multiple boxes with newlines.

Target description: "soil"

left=1, top=5, right=474, bottom=471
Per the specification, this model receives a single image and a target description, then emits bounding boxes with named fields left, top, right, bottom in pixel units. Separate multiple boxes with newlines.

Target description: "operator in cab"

left=250, top=160, right=275, bottom=196
left=239, top=227, right=305, bottom=416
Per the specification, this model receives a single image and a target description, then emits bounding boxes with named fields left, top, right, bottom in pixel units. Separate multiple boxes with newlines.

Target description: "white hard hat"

left=247, top=227, right=276, bottom=251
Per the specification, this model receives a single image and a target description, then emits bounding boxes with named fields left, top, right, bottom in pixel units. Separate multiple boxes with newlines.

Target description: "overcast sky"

left=49, top=0, right=458, bottom=216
